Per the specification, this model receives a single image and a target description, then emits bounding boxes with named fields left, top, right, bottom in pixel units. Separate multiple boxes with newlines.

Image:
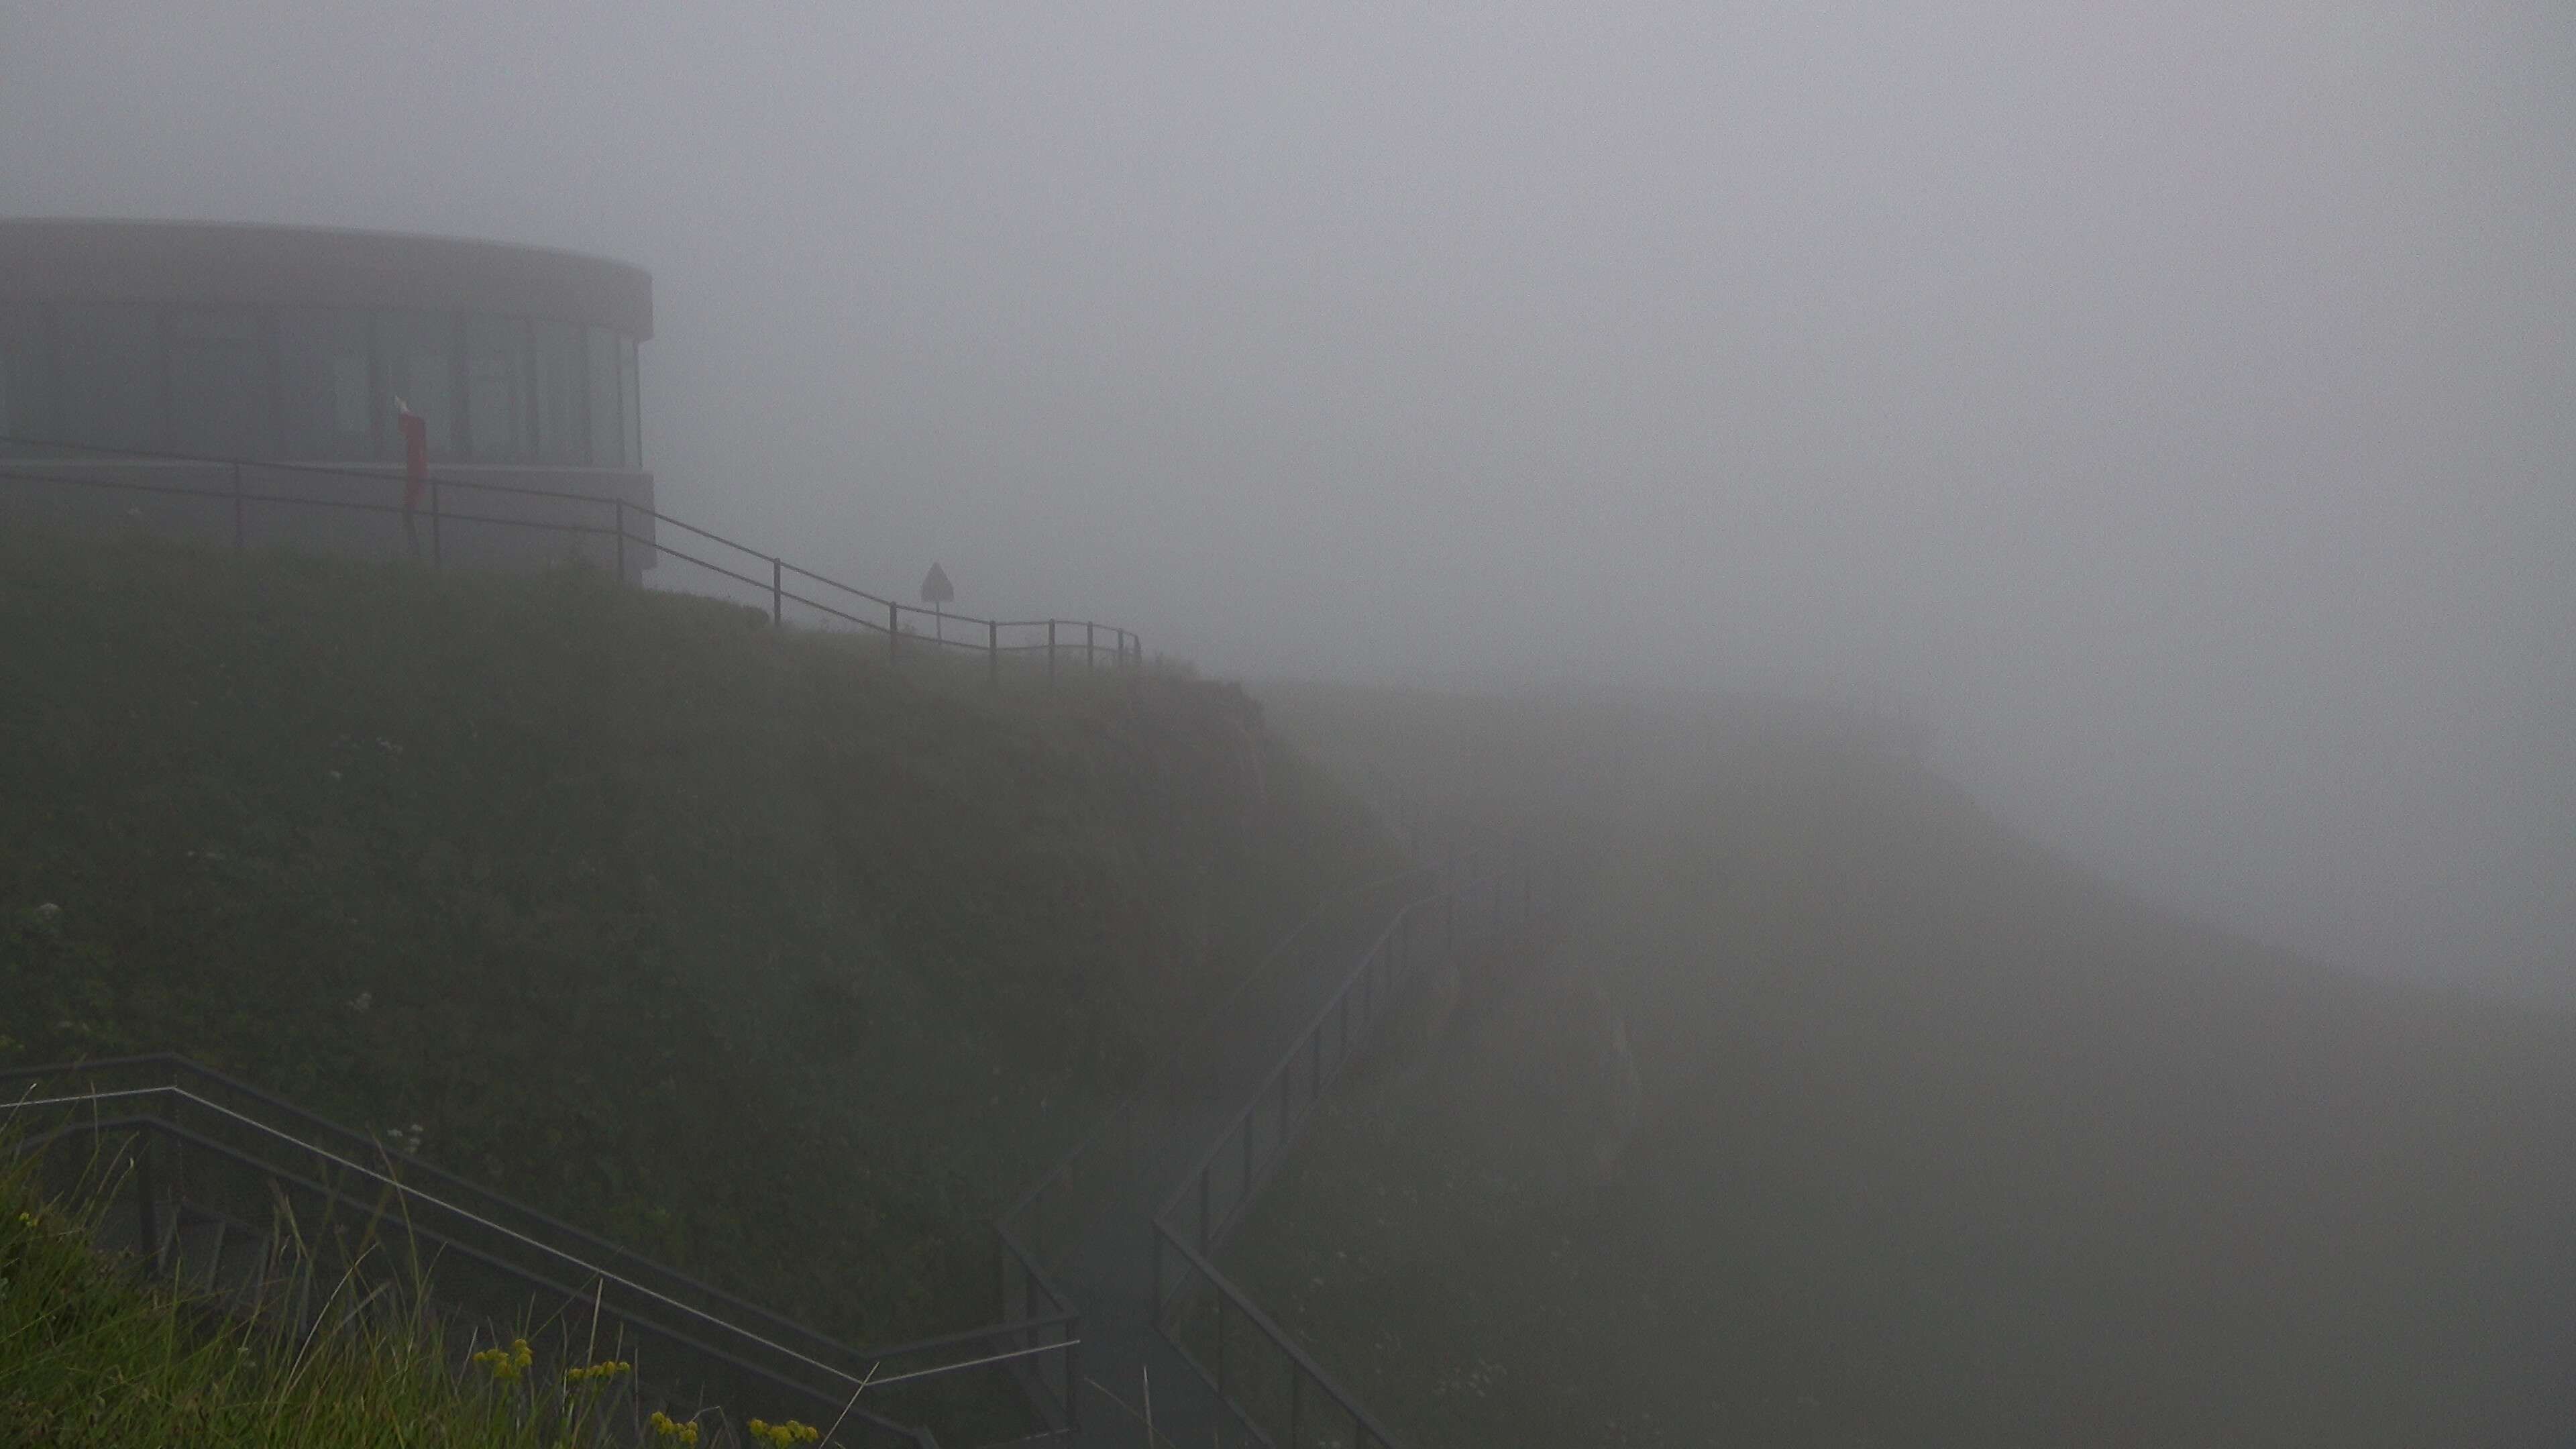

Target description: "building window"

left=586, top=323, right=625, bottom=468
left=52, top=303, right=163, bottom=451
left=621, top=335, right=641, bottom=468
left=464, top=314, right=531, bottom=463
left=276, top=307, right=375, bottom=460
left=166, top=306, right=270, bottom=458
left=0, top=303, right=46, bottom=452
left=376, top=309, right=457, bottom=462
left=531, top=317, right=588, bottom=464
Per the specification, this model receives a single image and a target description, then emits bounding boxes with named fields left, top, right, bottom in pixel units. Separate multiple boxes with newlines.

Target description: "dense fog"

left=3, top=2, right=2569, bottom=989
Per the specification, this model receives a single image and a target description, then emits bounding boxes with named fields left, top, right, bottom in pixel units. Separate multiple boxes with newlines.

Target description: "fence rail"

left=992, top=864, right=1439, bottom=1282
left=0, top=1057, right=1089, bottom=1448
left=1145, top=836, right=1540, bottom=1449
left=0, top=435, right=1141, bottom=678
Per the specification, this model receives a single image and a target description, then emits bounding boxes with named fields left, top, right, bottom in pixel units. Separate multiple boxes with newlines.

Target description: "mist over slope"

left=1235, top=693, right=2576, bottom=1448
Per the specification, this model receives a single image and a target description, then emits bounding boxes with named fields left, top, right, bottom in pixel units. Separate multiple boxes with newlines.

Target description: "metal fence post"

left=136, top=1143, right=163, bottom=1277
left=888, top=600, right=900, bottom=659
left=230, top=462, right=244, bottom=549
left=1066, top=1325, right=1083, bottom=1431
left=988, top=619, right=999, bottom=686
left=770, top=557, right=783, bottom=626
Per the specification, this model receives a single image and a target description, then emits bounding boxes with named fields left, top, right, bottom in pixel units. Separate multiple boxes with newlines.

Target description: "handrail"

left=1140, top=824, right=1541, bottom=1449
left=20, top=1108, right=941, bottom=1446
left=0, top=1064, right=1079, bottom=1440
left=0, top=1055, right=891, bottom=1368
left=1153, top=1230, right=1408, bottom=1449
left=1152, top=892, right=1434, bottom=1236
left=0, top=434, right=1140, bottom=663
left=996, top=863, right=1436, bottom=1246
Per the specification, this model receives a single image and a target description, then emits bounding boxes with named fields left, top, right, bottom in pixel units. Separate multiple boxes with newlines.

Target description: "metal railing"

left=0, top=1057, right=1093, bottom=1448
left=993, top=864, right=1437, bottom=1279
left=1145, top=842, right=1540, bottom=1449
left=0, top=435, right=1142, bottom=680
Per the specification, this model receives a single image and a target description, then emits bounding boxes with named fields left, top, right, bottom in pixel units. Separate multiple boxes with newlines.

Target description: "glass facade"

left=531, top=317, right=587, bottom=465
left=276, top=307, right=376, bottom=461
left=621, top=336, right=641, bottom=471
left=586, top=323, right=625, bottom=469
left=464, top=314, right=531, bottom=464
left=0, top=299, right=641, bottom=467
left=166, top=306, right=269, bottom=457
left=0, top=303, right=46, bottom=447
left=52, top=303, right=162, bottom=451
left=375, top=309, right=455, bottom=462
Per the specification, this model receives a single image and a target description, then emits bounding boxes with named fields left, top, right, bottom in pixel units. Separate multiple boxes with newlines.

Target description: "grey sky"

left=4, top=2, right=2569, bottom=987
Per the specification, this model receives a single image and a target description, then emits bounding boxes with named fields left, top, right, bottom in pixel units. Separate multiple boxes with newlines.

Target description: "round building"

left=0, top=218, right=655, bottom=574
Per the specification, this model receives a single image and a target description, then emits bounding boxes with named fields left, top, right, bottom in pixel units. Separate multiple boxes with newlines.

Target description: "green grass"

left=1232, top=692, right=2576, bottom=1448
left=0, top=527, right=1396, bottom=1372
left=0, top=1151, right=676, bottom=1449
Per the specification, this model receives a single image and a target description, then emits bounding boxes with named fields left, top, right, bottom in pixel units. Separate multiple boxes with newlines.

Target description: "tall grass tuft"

left=0, top=1142, right=696, bottom=1448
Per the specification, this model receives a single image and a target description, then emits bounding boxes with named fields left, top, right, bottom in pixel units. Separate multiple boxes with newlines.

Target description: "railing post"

left=1047, top=619, right=1057, bottom=688
left=136, top=1143, right=162, bottom=1278
left=230, top=461, right=244, bottom=550
left=988, top=619, right=999, bottom=686
left=613, top=499, right=627, bottom=582
left=1065, top=1320, right=1083, bottom=1431
left=771, top=557, right=783, bottom=627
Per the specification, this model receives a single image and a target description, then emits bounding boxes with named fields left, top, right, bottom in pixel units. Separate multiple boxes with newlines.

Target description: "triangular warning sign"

left=919, top=562, right=954, bottom=605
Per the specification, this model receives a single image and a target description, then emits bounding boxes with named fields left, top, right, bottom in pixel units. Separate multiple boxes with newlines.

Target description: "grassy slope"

left=1235, top=690, right=2576, bottom=1448
left=0, top=529, right=1394, bottom=1353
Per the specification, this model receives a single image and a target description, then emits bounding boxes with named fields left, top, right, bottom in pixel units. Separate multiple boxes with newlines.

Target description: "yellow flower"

left=566, top=1358, right=631, bottom=1385
left=470, top=1338, right=535, bottom=1383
